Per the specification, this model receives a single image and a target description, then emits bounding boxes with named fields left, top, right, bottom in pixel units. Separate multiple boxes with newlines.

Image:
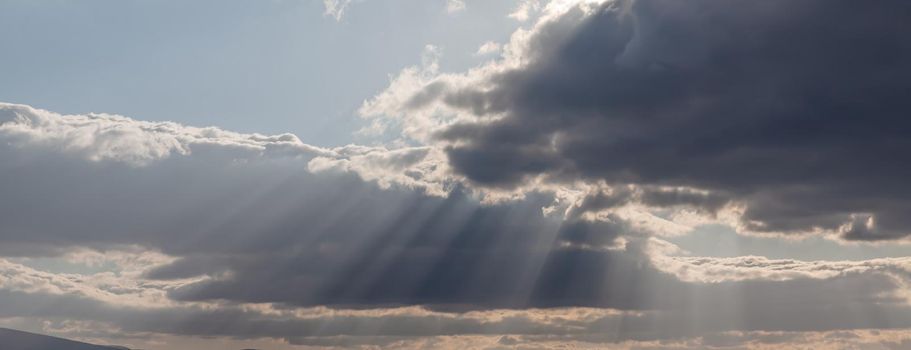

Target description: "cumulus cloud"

left=651, top=251, right=911, bottom=285
left=3, top=101, right=911, bottom=348
left=0, top=102, right=659, bottom=311
left=0, top=103, right=333, bottom=166
left=364, top=0, right=911, bottom=241
left=475, top=41, right=502, bottom=56
left=508, top=0, right=541, bottom=22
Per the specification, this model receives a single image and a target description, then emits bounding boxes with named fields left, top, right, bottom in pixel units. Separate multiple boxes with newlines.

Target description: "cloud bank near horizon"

left=2, top=98, right=911, bottom=348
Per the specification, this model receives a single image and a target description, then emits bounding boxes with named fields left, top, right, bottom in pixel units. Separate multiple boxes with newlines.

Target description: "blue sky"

left=0, top=0, right=518, bottom=145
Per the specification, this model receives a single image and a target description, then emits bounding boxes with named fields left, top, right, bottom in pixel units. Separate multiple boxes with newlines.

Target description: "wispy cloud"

left=322, top=0, right=352, bottom=21
left=446, top=0, right=466, bottom=13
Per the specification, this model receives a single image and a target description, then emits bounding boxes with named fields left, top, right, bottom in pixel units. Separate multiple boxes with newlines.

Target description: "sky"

left=2, top=0, right=911, bottom=349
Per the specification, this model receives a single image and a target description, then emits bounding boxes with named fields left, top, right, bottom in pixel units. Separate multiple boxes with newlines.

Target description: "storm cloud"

left=385, top=0, right=911, bottom=240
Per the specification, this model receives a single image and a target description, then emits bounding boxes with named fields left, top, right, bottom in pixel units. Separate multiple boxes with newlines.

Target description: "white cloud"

left=323, top=0, right=466, bottom=20
left=0, top=256, right=186, bottom=308
left=475, top=41, right=502, bottom=56
left=323, top=0, right=353, bottom=21
left=509, top=0, right=542, bottom=21
left=0, top=102, right=445, bottom=193
left=446, top=0, right=466, bottom=13
left=0, top=103, right=330, bottom=166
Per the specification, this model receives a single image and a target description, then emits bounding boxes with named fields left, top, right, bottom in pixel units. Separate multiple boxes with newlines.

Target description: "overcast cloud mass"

left=3, top=0, right=911, bottom=349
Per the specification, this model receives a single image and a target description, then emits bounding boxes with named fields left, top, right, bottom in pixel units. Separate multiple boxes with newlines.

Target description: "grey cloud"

left=639, top=188, right=729, bottom=214
left=4, top=269, right=911, bottom=348
left=555, top=217, right=630, bottom=247
left=0, top=102, right=664, bottom=310
left=0, top=290, right=570, bottom=340
left=412, top=0, right=911, bottom=240
left=565, top=185, right=730, bottom=220
left=3, top=102, right=911, bottom=346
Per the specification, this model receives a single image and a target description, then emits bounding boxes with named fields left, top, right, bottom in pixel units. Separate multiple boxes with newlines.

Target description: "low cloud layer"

left=3, top=102, right=911, bottom=348
left=0, top=104, right=664, bottom=311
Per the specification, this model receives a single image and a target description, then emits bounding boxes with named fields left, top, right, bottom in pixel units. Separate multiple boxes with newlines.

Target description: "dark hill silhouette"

left=0, top=328, right=127, bottom=350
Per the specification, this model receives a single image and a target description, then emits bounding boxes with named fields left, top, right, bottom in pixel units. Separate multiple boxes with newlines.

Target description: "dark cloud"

left=3, top=100, right=911, bottom=347
left=5, top=104, right=904, bottom=333
left=564, top=185, right=730, bottom=220
left=0, top=106, right=666, bottom=310
left=424, top=0, right=911, bottom=240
